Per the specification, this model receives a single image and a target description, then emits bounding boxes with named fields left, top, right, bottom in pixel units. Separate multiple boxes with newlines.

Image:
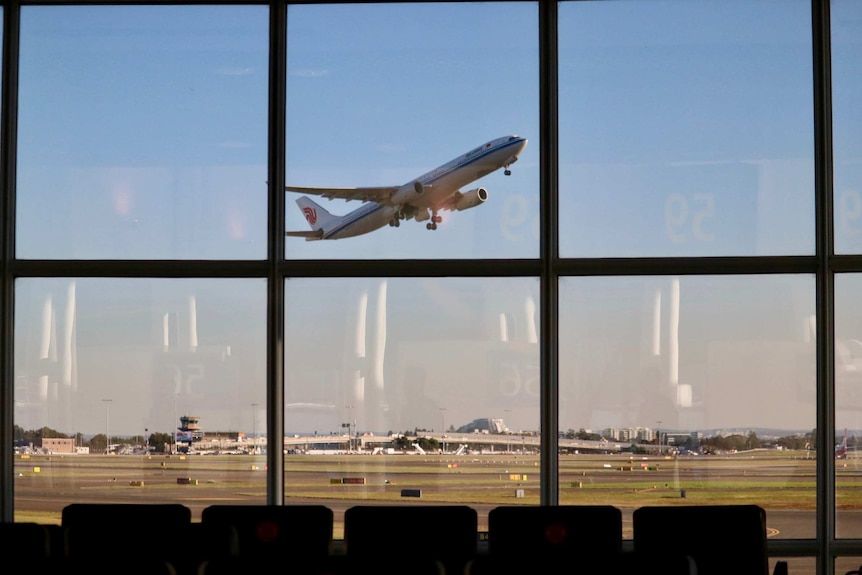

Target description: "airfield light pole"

left=439, top=408, right=446, bottom=453
left=102, top=399, right=112, bottom=454
left=346, top=404, right=353, bottom=452
left=144, top=428, right=148, bottom=454
left=251, top=403, right=258, bottom=455
left=504, top=409, right=512, bottom=453
left=173, top=393, right=178, bottom=454
left=656, top=421, right=662, bottom=454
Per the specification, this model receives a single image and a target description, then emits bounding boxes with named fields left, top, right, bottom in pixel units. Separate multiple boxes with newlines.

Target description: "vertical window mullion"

left=812, top=0, right=835, bottom=572
left=268, top=0, right=287, bottom=504
left=0, top=1, right=20, bottom=523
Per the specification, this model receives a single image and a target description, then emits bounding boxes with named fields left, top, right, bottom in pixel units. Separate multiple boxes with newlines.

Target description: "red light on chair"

left=255, top=520, right=279, bottom=543
left=544, top=522, right=568, bottom=545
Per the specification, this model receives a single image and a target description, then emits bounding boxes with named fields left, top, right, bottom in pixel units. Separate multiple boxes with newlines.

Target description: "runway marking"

left=767, top=527, right=780, bottom=537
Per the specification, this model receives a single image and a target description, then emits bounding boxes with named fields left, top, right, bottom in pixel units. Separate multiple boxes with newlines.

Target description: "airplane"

left=837, top=428, right=849, bottom=459
left=285, top=134, right=528, bottom=240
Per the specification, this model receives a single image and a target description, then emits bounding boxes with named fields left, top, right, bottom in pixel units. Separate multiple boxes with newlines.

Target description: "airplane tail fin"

left=285, top=196, right=336, bottom=240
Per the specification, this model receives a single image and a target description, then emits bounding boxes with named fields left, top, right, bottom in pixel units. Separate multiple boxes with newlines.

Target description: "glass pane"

left=833, top=0, right=862, bottom=254
left=284, top=277, right=540, bottom=537
left=285, top=3, right=539, bottom=259
left=559, top=0, right=813, bottom=257
left=14, top=278, right=267, bottom=522
left=835, top=274, right=862, bottom=537
left=774, top=558, right=815, bottom=575
left=559, top=275, right=816, bottom=538
left=836, top=557, right=862, bottom=575
left=17, top=6, right=268, bottom=259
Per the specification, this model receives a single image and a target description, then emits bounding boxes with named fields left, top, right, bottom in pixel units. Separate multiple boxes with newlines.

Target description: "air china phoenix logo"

left=302, top=206, right=317, bottom=225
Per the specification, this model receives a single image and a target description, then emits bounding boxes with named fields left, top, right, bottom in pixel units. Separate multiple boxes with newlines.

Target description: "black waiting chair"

left=62, top=503, right=192, bottom=558
left=167, top=522, right=240, bottom=575
left=633, top=504, right=770, bottom=575
left=343, top=504, right=478, bottom=575
left=201, top=504, right=333, bottom=559
left=467, top=504, right=624, bottom=575
left=60, top=502, right=192, bottom=575
left=0, top=522, right=56, bottom=558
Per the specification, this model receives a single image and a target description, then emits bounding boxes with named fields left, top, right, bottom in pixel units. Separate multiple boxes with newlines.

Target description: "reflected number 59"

left=665, top=193, right=715, bottom=243
left=839, top=189, right=862, bottom=238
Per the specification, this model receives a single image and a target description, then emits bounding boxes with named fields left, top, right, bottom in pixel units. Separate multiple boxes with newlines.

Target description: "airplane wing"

left=437, top=193, right=460, bottom=211
left=284, top=185, right=399, bottom=203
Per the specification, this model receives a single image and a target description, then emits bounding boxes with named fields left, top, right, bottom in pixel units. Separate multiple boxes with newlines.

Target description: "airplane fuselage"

left=410, top=135, right=528, bottom=210
left=323, top=202, right=398, bottom=240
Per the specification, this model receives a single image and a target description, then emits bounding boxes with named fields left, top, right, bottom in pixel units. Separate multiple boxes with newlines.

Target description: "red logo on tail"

left=302, top=206, right=317, bottom=225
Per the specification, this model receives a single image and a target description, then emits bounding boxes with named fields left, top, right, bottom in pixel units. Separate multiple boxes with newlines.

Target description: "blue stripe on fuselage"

left=420, top=137, right=525, bottom=187
left=322, top=201, right=387, bottom=240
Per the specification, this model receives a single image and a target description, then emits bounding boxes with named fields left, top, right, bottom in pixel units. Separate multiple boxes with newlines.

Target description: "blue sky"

left=10, top=2, right=862, bottom=437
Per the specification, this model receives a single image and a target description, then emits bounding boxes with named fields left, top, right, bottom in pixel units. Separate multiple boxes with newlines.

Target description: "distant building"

left=456, top=418, right=506, bottom=434
left=40, top=438, right=75, bottom=454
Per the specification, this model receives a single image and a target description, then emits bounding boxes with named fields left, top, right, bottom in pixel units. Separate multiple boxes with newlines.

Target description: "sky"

left=10, top=1, right=862, bottom=439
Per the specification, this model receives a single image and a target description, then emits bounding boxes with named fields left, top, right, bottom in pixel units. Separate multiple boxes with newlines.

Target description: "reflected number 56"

left=501, top=195, right=539, bottom=241
left=665, top=193, right=715, bottom=243
left=168, top=362, right=204, bottom=395
left=498, top=361, right=540, bottom=398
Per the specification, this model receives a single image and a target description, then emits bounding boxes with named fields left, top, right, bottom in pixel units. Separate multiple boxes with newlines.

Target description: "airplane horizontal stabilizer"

left=285, top=229, right=325, bottom=241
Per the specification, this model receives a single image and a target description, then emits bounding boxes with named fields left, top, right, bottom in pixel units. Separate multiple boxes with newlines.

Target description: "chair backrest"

left=344, top=504, right=477, bottom=572
left=613, top=550, right=698, bottom=575
left=62, top=502, right=191, bottom=529
left=488, top=505, right=623, bottom=558
left=201, top=504, right=333, bottom=559
left=62, top=503, right=192, bottom=558
left=633, top=504, right=769, bottom=575
left=0, top=522, right=54, bottom=558
left=167, top=523, right=240, bottom=575
left=60, top=556, right=177, bottom=575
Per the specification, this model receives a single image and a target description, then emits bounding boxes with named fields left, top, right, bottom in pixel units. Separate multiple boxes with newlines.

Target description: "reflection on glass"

left=560, top=275, right=816, bottom=538
left=285, top=3, right=539, bottom=260
left=13, top=278, right=267, bottom=521
left=284, top=278, right=541, bottom=536
left=836, top=557, right=862, bottom=575
left=558, top=0, right=813, bottom=257
left=832, top=0, right=862, bottom=255
left=17, top=6, right=268, bottom=259
left=772, top=558, right=815, bottom=575
left=835, top=275, right=862, bottom=538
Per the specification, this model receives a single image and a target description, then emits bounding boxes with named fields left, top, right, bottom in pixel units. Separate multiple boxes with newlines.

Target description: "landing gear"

left=504, top=167, right=512, bottom=176
left=426, top=212, right=442, bottom=230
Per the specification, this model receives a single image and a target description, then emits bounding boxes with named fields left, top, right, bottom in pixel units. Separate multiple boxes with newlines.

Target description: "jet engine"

left=454, top=187, right=488, bottom=211
left=390, top=180, right=424, bottom=204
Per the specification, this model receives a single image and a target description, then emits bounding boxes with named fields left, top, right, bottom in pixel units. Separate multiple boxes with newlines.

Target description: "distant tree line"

left=556, top=427, right=819, bottom=454
left=14, top=425, right=173, bottom=452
